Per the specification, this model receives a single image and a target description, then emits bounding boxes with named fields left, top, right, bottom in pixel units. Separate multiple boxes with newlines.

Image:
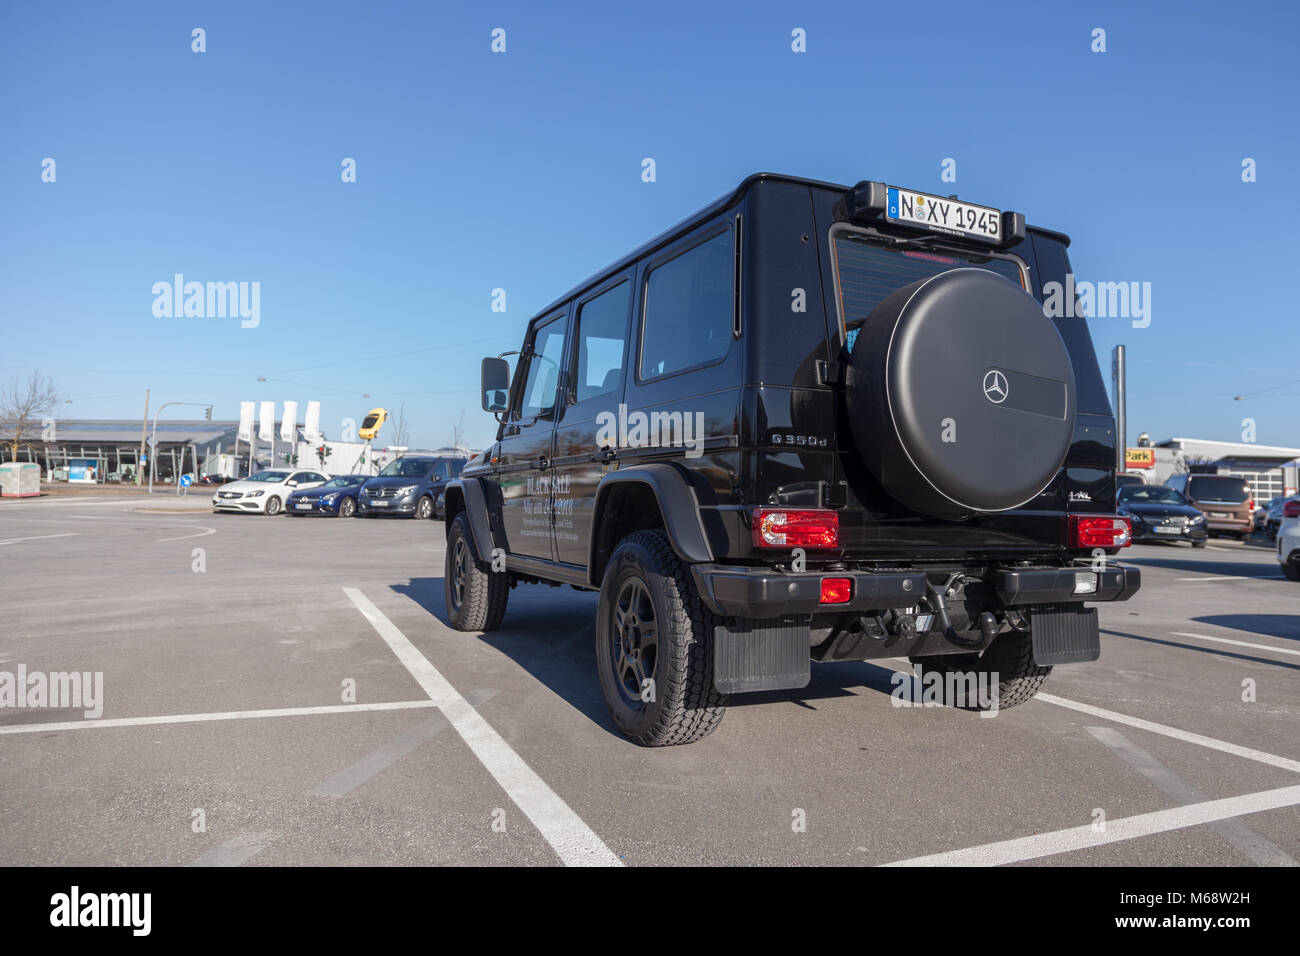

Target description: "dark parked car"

left=358, top=456, right=466, bottom=519
left=286, top=474, right=369, bottom=517
left=1117, top=485, right=1208, bottom=548
left=441, top=172, right=1140, bottom=747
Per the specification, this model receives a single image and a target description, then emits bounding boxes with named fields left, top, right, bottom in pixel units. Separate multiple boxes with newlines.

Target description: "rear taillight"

left=819, top=577, right=853, bottom=604
left=1284, top=501, right=1300, bottom=519
left=752, top=509, right=839, bottom=548
left=1068, top=514, right=1132, bottom=548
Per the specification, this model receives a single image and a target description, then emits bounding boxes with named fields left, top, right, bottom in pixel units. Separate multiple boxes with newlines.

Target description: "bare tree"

left=1, top=371, right=64, bottom=461
left=393, top=403, right=410, bottom=448
left=448, top=409, right=466, bottom=451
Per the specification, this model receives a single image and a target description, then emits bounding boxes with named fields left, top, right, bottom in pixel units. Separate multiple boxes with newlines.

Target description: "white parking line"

left=1086, top=726, right=1296, bottom=866
left=882, top=784, right=1300, bottom=866
left=1035, top=692, right=1300, bottom=773
left=0, top=532, right=80, bottom=546
left=0, top=699, right=437, bottom=735
left=1175, top=575, right=1284, bottom=582
left=343, top=586, right=621, bottom=867
left=1171, top=630, right=1300, bottom=658
left=155, top=525, right=216, bottom=542
left=187, top=831, right=278, bottom=867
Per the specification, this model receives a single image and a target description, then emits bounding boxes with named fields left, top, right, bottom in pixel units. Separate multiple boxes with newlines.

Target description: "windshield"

left=1187, top=476, right=1251, bottom=503
left=247, top=471, right=290, bottom=482
left=379, top=458, right=434, bottom=478
left=324, top=476, right=357, bottom=487
left=1120, top=487, right=1187, bottom=506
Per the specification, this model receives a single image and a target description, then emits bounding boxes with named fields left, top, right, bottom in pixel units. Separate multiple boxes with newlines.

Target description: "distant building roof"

left=0, top=419, right=240, bottom=445
left=1157, top=437, right=1300, bottom=464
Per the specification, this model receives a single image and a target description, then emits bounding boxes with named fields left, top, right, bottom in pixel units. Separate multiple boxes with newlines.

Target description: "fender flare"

left=443, top=478, right=495, bottom=561
left=588, top=464, right=714, bottom=585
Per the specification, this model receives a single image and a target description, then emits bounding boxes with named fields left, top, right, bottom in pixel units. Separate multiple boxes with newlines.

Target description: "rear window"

left=831, top=234, right=1026, bottom=351
left=1187, top=476, right=1251, bottom=503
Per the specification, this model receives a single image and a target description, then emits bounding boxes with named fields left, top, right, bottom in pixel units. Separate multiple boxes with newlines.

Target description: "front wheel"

left=1283, top=563, right=1300, bottom=582
left=338, top=497, right=356, bottom=518
left=417, top=495, right=434, bottom=520
left=909, top=626, right=1052, bottom=712
left=595, top=530, right=727, bottom=746
left=265, top=496, right=282, bottom=516
left=444, top=513, right=508, bottom=630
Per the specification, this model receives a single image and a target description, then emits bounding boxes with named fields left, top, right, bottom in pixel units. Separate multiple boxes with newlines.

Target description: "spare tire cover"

left=845, top=268, right=1076, bottom=519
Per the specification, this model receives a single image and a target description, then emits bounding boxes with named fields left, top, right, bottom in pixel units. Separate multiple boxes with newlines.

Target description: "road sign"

left=140, top=454, right=148, bottom=464
left=180, top=475, right=193, bottom=487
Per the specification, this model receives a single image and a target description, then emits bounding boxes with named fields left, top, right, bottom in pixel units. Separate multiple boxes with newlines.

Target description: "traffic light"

left=204, top=406, right=212, bottom=420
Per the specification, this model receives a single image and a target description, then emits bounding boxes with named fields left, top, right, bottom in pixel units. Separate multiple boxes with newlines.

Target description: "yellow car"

left=358, top=407, right=387, bottom=441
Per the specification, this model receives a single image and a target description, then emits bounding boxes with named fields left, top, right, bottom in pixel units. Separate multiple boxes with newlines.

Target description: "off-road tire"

left=444, top=513, right=508, bottom=631
left=909, top=627, right=1052, bottom=712
left=1282, top=562, right=1300, bottom=582
left=596, top=530, right=727, bottom=746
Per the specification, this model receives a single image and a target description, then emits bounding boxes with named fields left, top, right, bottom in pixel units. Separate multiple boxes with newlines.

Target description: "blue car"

left=357, top=456, right=465, bottom=519
left=285, top=474, right=369, bottom=517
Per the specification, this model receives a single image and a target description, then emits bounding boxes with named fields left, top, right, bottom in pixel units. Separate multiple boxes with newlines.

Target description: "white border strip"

left=883, top=784, right=1300, bottom=866
left=343, top=587, right=621, bottom=867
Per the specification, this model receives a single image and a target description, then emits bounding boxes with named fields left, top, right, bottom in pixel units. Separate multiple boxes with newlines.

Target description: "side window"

left=572, top=280, right=630, bottom=406
left=514, top=317, right=567, bottom=420
left=640, top=230, right=734, bottom=381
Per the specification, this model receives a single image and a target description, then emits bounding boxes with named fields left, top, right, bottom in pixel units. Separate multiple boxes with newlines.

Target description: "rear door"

left=496, top=310, right=569, bottom=560
left=551, top=273, right=634, bottom=567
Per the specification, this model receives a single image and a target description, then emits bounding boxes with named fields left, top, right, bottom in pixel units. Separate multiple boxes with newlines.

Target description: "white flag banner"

left=258, top=401, right=276, bottom=442
left=238, top=401, right=255, bottom=442
left=280, top=401, right=298, bottom=442
left=304, top=401, right=321, bottom=441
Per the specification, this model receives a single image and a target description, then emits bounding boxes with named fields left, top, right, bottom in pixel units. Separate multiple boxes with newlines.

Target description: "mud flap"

left=713, top=616, right=810, bottom=694
left=1030, top=602, right=1101, bottom=665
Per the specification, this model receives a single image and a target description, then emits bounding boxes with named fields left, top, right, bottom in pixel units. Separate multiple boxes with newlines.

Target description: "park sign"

left=1125, top=448, right=1155, bottom=469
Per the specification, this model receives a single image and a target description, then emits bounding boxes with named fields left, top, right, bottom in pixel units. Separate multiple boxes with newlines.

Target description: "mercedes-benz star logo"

left=983, top=369, right=1009, bottom=404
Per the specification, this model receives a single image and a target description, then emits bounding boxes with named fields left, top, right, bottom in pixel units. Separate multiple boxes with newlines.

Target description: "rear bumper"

left=692, top=563, right=1140, bottom=618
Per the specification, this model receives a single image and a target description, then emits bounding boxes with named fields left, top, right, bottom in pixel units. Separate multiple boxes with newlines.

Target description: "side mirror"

left=481, top=357, right=510, bottom=412
left=286, top=480, right=298, bottom=487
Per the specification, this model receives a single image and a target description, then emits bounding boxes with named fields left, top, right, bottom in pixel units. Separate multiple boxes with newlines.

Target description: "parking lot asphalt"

left=2, top=494, right=1297, bottom=867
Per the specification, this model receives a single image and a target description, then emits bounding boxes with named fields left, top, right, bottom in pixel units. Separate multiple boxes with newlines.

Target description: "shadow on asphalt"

left=1192, top=614, right=1300, bottom=642
left=387, top=577, right=920, bottom=733
left=1123, top=554, right=1282, bottom=577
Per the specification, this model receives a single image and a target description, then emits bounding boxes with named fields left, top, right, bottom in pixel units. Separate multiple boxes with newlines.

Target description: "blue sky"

left=2, top=0, right=1296, bottom=451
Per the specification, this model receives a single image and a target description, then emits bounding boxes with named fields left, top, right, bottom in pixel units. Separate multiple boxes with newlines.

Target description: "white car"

left=1275, top=505, right=1300, bottom=581
left=211, top=469, right=328, bottom=516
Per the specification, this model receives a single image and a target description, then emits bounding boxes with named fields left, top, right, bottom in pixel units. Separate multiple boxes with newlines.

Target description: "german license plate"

left=1209, top=512, right=1230, bottom=518
left=371, top=500, right=388, bottom=507
left=886, top=186, right=1001, bottom=242
left=295, top=503, right=312, bottom=510
left=1154, top=526, right=1181, bottom=535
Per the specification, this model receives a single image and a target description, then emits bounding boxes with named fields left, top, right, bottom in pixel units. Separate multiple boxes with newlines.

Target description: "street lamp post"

left=149, top=401, right=215, bottom=494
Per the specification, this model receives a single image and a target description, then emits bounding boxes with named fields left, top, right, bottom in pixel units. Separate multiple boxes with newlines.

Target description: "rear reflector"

left=820, top=577, right=853, bottom=604
left=753, top=509, right=839, bottom=548
left=1068, top=514, right=1132, bottom=549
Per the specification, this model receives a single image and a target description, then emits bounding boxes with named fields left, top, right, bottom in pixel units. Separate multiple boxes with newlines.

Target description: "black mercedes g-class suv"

left=443, top=173, right=1139, bottom=746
